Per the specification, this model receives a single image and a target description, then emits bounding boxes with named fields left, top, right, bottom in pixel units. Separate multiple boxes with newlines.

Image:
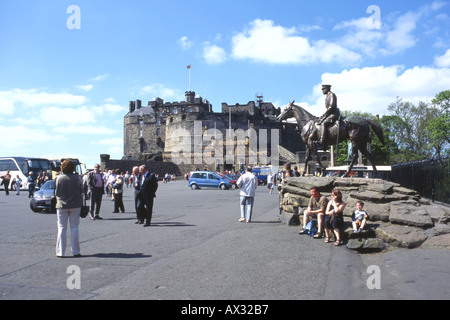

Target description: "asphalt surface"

left=1, top=181, right=449, bottom=304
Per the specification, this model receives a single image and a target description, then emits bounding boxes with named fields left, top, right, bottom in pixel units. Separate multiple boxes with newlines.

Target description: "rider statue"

left=318, top=84, right=341, bottom=145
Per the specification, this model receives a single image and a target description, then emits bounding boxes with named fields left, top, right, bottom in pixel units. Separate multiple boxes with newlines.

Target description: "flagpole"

left=188, top=62, right=191, bottom=91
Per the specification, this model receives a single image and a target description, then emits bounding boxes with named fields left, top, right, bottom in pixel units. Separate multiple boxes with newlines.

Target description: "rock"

left=375, top=224, right=428, bottom=248
left=424, top=204, right=450, bottom=224
left=389, top=202, right=434, bottom=228
left=284, top=177, right=334, bottom=192
left=421, top=234, right=450, bottom=249
left=278, top=176, right=450, bottom=252
left=347, top=238, right=385, bottom=252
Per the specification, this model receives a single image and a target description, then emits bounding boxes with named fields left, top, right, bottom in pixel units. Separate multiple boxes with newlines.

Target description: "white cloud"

left=435, top=49, right=450, bottom=67
left=0, top=125, right=65, bottom=150
left=75, top=84, right=94, bottom=92
left=140, top=83, right=183, bottom=101
left=178, top=36, right=192, bottom=50
left=203, top=42, right=227, bottom=64
left=0, top=89, right=87, bottom=110
left=89, top=74, right=110, bottom=81
left=384, top=11, right=420, bottom=54
left=53, top=125, right=115, bottom=135
left=231, top=19, right=361, bottom=65
left=41, top=106, right=96, bottom=125
left=305, top=65, right=450, bottom=116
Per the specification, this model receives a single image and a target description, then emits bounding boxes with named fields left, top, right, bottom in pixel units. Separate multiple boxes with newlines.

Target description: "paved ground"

left=1, top=181, right=449, bottom=304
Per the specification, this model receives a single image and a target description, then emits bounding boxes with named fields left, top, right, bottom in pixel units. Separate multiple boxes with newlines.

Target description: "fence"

left=391, top=157, right=449, bottom=204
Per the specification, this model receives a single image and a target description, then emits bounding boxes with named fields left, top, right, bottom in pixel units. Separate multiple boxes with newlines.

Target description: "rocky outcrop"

left=278, top=177, right=450, bottom=252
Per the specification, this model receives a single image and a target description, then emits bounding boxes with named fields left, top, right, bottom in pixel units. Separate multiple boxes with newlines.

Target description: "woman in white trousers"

left=55, top=160, right=83, bottom=257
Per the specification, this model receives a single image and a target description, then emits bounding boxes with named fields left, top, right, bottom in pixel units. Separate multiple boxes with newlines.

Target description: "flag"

left=186, top=64, right=191, bottom=69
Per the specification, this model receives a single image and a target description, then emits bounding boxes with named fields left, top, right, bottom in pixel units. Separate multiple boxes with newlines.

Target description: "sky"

left=0, top=0, right=449, bottom=168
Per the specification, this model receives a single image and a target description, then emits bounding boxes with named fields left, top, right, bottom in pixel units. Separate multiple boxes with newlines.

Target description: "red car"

left=219, top=173, right=239, bottom=189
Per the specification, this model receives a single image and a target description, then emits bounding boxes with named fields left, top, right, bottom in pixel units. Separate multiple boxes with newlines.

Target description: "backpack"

left=304, top=220, right=318, bottom=237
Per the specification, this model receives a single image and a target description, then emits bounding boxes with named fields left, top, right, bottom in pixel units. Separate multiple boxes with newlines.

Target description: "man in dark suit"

left=137, top=165, right=158, bottom=227
left=87, top=164, right=104, bottom=220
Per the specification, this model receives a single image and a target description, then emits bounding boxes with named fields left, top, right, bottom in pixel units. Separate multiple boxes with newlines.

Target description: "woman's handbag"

left=80, top=194, right=89, bottom=218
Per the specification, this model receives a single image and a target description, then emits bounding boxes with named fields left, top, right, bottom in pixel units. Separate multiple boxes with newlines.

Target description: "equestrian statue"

left=277, top=84, right=385, bottom=177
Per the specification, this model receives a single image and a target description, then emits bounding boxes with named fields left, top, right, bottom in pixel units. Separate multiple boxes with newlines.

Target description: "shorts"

left=324, top=215, right=343, bottom=230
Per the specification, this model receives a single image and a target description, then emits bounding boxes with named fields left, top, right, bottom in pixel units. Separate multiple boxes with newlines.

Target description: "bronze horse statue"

left=277, top=101, right=385, bottom=177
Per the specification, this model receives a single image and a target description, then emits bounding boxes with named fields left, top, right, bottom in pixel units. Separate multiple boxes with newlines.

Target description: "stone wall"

left=279, top=176, right=450, bottom=252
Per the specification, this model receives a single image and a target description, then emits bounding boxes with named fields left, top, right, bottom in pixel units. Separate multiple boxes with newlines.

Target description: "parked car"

left=188, top=171, right=232, bottom=190
left=219, top=173, right=240, bottom=189
left=30, top=180, right=56, bottom=213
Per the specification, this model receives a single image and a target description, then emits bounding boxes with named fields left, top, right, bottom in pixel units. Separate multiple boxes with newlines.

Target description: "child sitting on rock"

left=352, top=201, right=368, bottom=233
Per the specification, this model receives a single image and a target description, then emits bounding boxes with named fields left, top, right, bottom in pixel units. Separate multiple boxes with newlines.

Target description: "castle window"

left=188, top=107, right=192, bottom=113
left=139, top=129, right=143, bottom=137
left=139, top=119, right=143, bottom=126
left=156, top=128, right=161, bottom=136
left=173, top=108, right=178, bottom=114
left=156, top=119, right=161, bottom=126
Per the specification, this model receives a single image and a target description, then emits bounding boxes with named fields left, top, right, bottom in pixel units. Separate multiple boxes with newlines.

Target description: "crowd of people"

left=5, top=159, right=366, bottom=257
left=54, top=161, right=159, bottom=258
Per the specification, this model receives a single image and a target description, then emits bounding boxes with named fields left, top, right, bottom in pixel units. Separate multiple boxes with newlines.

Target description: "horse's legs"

left=302, top=147, right=311, bottom=176
left=342, top=144, right=359, bottom=177
left=311, top=144, right=326, bottom=176
left=359, top=143, right=378, bottom=178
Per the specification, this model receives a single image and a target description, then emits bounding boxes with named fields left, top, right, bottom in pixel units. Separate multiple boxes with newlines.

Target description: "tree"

left=428, top=90, right=450, bottom=158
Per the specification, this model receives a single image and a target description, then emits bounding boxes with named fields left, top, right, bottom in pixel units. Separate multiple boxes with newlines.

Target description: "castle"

left=122, top=91, right=306, bottom=173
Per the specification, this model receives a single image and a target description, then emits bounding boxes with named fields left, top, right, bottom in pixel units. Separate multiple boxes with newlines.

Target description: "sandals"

left=324, top=237, right=330, bottom=243
left=313, top=232, right=322, bottom=239
left=334, top=240, right=341, bottom=246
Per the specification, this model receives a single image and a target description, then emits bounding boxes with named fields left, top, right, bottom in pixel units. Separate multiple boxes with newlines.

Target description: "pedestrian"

left=131, top=166, right=143, bottom=224
left=14, top=175, right=22, bottom=195
left=236, top=166, right=258, bottom=223
left=55, top=160, right=83, bottom=257
left=112, top=169, right=125, bottom=213
left=27, top=172, right=35, bottom=198
left=1, top=170, right=11, bottom=195
left=136, top=165, right=158, bottom=227
left=87, top=164, right=104, bottom=220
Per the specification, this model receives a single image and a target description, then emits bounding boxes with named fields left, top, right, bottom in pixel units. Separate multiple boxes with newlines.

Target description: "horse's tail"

left=366, top=119, right=385, bottom=145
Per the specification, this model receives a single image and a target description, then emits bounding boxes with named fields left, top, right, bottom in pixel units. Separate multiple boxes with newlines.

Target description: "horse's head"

left=277, top=100, right=295, bottom=122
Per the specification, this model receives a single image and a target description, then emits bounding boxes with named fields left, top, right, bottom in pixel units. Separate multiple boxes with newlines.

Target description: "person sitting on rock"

left=324, top=189, right=346, bottom=246
left=352, top=200, right=368, bottom=233
left=299, top=187, right=328, bottom=238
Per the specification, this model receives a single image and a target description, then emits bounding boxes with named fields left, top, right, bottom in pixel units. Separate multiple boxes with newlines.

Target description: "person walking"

left=112, top=169, right=125, bottom=213
left=130, top=166, right=143, bottom=224
left=87, top=164, right=104, bottom=220
left=1, top=170, right=11, bottom=195
left=136, top=165, right=158, bottom=227
left=236, top=166, right=258, bottom=223
left=27, top=172, right=35, bottom=198
left=55, top=160, right=83, bottom=258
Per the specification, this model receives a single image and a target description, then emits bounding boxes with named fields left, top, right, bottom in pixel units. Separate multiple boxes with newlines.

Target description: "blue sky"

left=1, top=0, right=449, bottom=168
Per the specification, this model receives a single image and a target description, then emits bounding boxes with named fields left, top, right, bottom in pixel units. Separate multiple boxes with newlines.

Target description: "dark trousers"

left=134, top=189, right=142, bottom=222
left=113, top=192, right=124, bottom=212
left=137, top=196, right=154, bottom=225
left=90, top=187, right=103, bottom=217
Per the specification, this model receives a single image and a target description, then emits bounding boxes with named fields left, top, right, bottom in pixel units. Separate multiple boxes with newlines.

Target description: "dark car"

left=30, top=180, right=56, bottom=213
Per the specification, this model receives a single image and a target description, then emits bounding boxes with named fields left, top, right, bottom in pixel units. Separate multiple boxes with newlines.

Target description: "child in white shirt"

left=352, top=201, right=368, bottom=232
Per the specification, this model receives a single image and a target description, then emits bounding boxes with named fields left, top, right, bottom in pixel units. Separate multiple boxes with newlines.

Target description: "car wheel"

left=191, top=184, right=198, bottom=190
left=220, top=184, right=227, bottom=190
left=29, top=200, right=39, bottom=213
left=231, top=184, right=236, bottom=190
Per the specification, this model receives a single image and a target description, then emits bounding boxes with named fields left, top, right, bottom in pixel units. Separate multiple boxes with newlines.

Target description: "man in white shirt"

left=236, top=166, right=258, bottom=223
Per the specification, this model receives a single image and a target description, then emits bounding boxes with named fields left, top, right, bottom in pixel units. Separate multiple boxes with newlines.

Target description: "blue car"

left=188, top=171, right=232, bottom=190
